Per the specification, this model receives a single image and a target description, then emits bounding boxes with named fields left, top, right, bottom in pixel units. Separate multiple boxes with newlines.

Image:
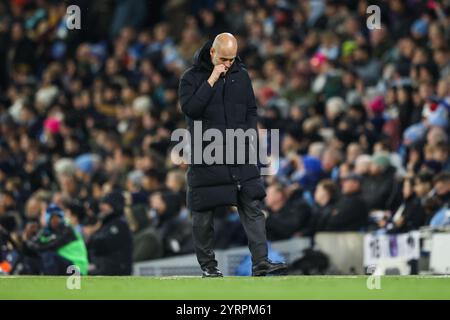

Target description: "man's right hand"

left=207, top=64, right=228, bottom=87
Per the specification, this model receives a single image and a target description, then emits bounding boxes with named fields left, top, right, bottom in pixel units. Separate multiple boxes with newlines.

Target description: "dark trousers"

left=191, top=191, right=268, bottom=270
left=21, top=251, right=73, bottom=275
left=41, top=251, right=74, bottom=275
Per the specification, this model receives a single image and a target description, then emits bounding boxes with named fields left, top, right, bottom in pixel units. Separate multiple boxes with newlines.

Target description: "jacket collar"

left=100, top=212, right=122, bottom=225
left=193, top=41, right=243, bottom=74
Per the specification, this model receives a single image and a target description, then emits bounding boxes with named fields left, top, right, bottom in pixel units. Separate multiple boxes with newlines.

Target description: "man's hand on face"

left=208, top=64, right=229, bottom=87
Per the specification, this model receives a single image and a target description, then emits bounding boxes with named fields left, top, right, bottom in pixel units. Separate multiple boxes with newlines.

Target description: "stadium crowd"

left=0, top=0, right=449, bottom=275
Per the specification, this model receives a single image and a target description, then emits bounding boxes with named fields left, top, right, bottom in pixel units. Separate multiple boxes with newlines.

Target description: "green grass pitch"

left=1, top=276, right=450, bottom=300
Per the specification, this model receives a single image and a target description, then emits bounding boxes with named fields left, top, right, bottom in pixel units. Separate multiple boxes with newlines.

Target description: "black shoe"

left=252, top=260, right=288, bottom=276
left=202, top=266, right=223, bottom=278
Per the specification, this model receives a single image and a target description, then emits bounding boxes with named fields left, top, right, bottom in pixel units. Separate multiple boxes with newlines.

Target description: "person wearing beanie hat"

left=369, top=96, right=385, bottom=114
left=427, top=105, right=449, bottom=128
left=310, top=51, right=327, bottom=69
left=44, top=203, right=65, bottom=227
left=325, top=172, right=368, bottom=231
left=75, top=154, right=100, bottom=176
left=296, top=155, right=324, bottom=191
left=43, top=117, right=61, bottom=135
left=99, top=191, right=125, bottom=215
left=85, top=191, right=133, bottom=275
left=411, top=19, right=429, bottom=39
left=362, top=152, right=401, bottom=212
left=371, top=152, right=391, bottom=170
left=24, top=203, right=89, bottom=275
left=403, top=122, right=427, bottom=146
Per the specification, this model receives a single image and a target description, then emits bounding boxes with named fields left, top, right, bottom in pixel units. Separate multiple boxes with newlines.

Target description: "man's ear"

left=210, top=47, right=215, bottom=57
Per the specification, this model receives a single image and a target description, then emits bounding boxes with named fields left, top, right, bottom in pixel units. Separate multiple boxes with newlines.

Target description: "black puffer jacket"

left=178, top=41, right=266, bottom=212
left=266, top=198, right=312, bottom=241
left=87, top=213, right=133, bottom=275
left=325, top=191, right=368, bottom=231
left=361, top=166, right=401, bottom=211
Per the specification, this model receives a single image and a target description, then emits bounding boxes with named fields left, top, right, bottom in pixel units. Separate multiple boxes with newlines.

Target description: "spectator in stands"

left=384, top=176, right=426, bottom=233
left=24, top=196, right=44, bottom=225
left=131, top=201, right=163, bottom=262
left=414, top=171, right=434, bottom=200
left=148, top=191, right=192, bottom=256
left=362, top=152, right=401, bottom=212
left=326, top=173, right=368, bottom=231
left=321, top=147, right=343, bottom=180
left=142, top=169, right=168, bottom=196
left=413, top=171, right=436, bottom=225
left=304, top=179, right=339, bottom=236
left=63, top=199, right=86, bottom=237
left=264, top=184, right=311, bottom=241
left=429, top=172, right=450, bottom=227
left=433, top=142, right=450, bottom=172
left=85, top=191, right=133, bottom=275
left=125, top=169, right=147, bottom=205
left=165, top=169, right=187, bottom=206
left=23, top=204, right=88, bottom=275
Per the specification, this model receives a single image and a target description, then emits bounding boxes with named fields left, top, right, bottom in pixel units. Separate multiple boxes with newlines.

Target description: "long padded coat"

left=178, top=41, right=266, bottom=212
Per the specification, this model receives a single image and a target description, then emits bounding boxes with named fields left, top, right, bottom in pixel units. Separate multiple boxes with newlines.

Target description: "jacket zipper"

left=223, top=75, right=240, bottom=191
left=222, top=77, right=228, bottom=125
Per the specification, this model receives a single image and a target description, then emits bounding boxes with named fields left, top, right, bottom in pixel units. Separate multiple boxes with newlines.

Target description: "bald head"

left=212, top=33, right=237, bottom=52
left=210, top=33, right=237, bottom=68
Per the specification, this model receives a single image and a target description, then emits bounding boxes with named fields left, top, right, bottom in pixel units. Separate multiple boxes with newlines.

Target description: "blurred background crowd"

left=0, top=0, right=449, bottom=275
